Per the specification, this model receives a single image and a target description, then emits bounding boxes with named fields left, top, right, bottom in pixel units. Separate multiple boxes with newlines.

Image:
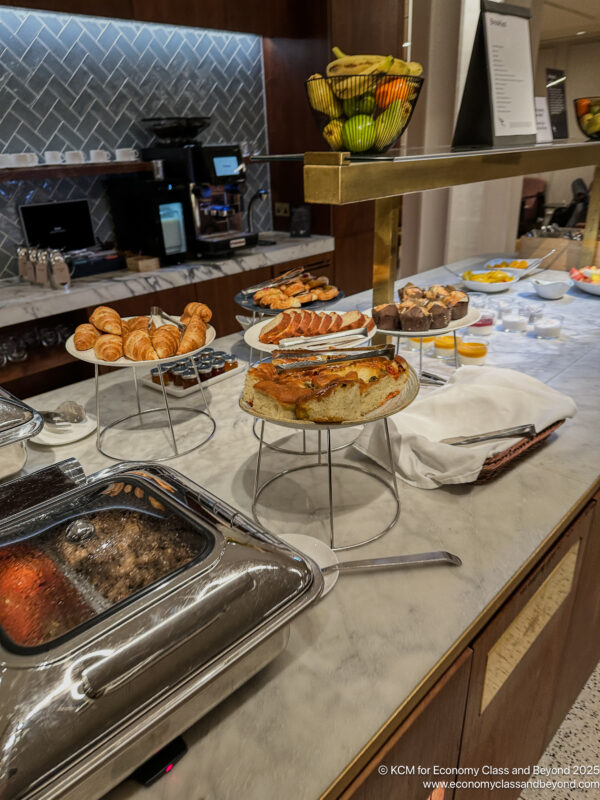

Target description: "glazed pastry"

left=177, top=316, right=206, bottom=355
left=372, top=303, right=399, bottom=331
left=283, top=281, right=306, bottom=296
left=254, top=288, right=282, bottom=306
left=399, top=303, right=431, bottom=331
left=296, top=292, right=318, bottom=304
left=89, top=306, right=122, bottom=335
left=94, top=334, right=124, bottom=362
left=151, top=324, right=180, bottom=359
left=314, top=285, right=339, bottom=302
left=425, top=300, right=451, bottom=329
left=73, top=323, right=101, bottom=351
left=270, top=295, right=301, bottom=310
left=181, top=301, right=212, bottom=324
left=123, top=329, right=158, bottom=361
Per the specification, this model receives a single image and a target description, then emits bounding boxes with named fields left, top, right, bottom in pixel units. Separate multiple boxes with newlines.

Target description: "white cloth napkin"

left=355, top=366, right=577, bottom=489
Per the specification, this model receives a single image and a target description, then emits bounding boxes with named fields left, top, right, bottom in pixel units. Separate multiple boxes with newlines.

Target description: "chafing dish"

left=0, top=387, right=42, bottom=481
left=0, top=459, right=323, bottom=800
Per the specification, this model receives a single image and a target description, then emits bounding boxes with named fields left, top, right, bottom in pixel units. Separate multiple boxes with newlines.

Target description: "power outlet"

left=274, top=202, right=290, bottom=217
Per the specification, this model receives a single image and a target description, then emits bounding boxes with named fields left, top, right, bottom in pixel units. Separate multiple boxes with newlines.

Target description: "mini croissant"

left=181, top=301, right=212, bottom=325
left=123, top=329, right=158, bottom=361
left=123, top=316, right=156, bottom=335
left=89, top=306, right=122, bottom=335
left=151, top=324, right=180, bottom=359
left=94, top=334, right=123, bottom=362
left=74, top=323, right=101, bottom=351
left=176, top=316, right=206, bottom=355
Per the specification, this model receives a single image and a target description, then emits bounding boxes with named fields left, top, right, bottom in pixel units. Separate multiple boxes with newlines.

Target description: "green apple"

left=342, top=114, right=376, bottom=152
left=343, top=93, right=376, bottom=117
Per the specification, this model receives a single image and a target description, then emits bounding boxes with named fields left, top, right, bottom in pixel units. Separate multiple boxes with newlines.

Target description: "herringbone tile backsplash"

left=0, top=8, right=271, bottom=278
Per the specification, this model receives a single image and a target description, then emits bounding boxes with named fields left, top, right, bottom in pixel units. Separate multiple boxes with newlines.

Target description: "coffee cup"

left=65, top=150, right=85, bottom=164
left=14, top=153, right=38, bottom=166
left=89, top=149, right=110, bottom=163
left=44, top=151, right=64, bottom=165
left=0, top=154, right=15, bottom=168
left=115, top=148, right=139, bottom=162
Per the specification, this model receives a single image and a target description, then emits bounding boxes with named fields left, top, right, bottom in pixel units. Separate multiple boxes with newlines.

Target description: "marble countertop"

left=18, top=259, right=600, bottom=800
left=0, top=232, right=334, bottom=327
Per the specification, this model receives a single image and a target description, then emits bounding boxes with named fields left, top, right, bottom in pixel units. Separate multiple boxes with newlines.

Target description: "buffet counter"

left=0, top=232, right=334, bottom=328
left=20, top=260, right=600, bottom=800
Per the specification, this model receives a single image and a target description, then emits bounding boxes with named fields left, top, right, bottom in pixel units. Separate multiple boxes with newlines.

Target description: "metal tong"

left=441, top=423, right=536, bottom=446
left=273, top=344, right=395, bottom=372
left=279, top=326, right=368, bottom=349
left=240, top=266, right=305, bottom=296
left=321, top=550, right=462, bottom=574
left=150, top=305, right=186, bottom=331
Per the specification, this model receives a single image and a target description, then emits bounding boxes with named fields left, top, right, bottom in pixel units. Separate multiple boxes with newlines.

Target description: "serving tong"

left=322, top=550, right=462, bottom=575
left=441, top=423, right=536, bottom=446
left=273, top=344, right=395, bottom=373
left=279, top=325, right=369, bottom=349
left=150, top=305, right=186, bottom=331
left=241, top=266, right=305, bottom=296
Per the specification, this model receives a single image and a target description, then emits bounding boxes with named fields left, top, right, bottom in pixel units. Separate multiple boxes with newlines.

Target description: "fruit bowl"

left=306, top=73, right=424, bottom=154
left=574, top=97, right=600, bottom=140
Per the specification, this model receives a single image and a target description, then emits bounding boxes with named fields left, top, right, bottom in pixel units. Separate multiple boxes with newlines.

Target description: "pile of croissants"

left=73, top=302, right=212, bottom=362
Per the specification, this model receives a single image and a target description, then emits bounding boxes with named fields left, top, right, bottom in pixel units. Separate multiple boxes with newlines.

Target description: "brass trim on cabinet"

left=480, top=541, right=580, bottom=714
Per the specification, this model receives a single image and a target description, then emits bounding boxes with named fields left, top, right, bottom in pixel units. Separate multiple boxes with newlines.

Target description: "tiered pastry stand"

left=378, top=307, right=481, bottom=379
left=65, top=322, right=217, bottom=462
left=240, top=365, right=419, bottom=551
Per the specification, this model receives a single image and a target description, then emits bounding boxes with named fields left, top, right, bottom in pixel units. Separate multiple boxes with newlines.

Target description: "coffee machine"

left=106, top=117, right=259, bottom=265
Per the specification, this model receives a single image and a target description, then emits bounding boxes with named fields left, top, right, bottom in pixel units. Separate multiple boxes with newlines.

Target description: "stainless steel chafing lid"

left=0, top=461, right=321, bottom=800
left=0, top=387, right=42, bottom=446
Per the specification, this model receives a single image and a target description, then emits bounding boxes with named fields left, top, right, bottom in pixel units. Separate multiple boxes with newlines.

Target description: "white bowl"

left=532, top=279, right=569, bottom=300
left=571, top=279, right=600, bottom=296
left=462, top=271, right=517, bottom=293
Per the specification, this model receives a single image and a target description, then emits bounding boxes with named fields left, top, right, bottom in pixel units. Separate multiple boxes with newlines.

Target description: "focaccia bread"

left=242, top=354, right=410, bottom=423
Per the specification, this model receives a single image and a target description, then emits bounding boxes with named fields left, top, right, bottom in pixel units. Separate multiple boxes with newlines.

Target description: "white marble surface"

left=0, top=232, right=334, bottom=327
left=17, top=259, right=600, bottom=800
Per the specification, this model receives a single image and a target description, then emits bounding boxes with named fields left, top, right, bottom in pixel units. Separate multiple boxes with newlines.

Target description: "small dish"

left=532, top=279, right=569, bottom=300
left=462, top=270, right=516, bottom=293
left=278, top=533, right=339, bottom=597
left=30, top=415, right=97, bottom=446
left=534, top=315, right=563, bottom=339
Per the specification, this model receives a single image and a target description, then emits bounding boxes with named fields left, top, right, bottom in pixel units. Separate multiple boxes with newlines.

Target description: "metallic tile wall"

left=0, top=9, right=271, bottom=279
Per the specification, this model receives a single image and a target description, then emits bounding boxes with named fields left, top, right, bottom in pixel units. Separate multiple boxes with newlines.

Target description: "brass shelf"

left=303, top=141, right=600, bottom=205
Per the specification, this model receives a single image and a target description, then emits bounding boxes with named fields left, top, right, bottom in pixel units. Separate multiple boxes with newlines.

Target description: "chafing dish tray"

left=0, top=459, right=323, bottom=800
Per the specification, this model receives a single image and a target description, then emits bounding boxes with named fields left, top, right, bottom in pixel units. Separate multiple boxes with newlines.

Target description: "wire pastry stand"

left=65, top=323, right=217, bottom=462
left=240, top=366, right=419, bottom=551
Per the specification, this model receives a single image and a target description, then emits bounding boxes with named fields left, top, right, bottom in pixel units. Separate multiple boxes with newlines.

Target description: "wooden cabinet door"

left=548, top=497, right=599, bottom=736
left=455, top=503, right=594, bottom=800
left=272, top=252, right=334, bottom=281
left=340, top=648, right=472, bottom=800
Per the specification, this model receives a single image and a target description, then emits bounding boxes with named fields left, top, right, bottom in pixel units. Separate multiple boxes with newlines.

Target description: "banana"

left=329, top=54, right=394, bottom=99
left=307, top=73, right=343, bottom=118
left=326, top=53, right=391, bottom=78
left=322, top=119, right=344, bottom=150
left=388, top=58, right=409, bottom=76
left=331, top=46, right=346, bottom=60
left=407, top=61, right=424, bottom=76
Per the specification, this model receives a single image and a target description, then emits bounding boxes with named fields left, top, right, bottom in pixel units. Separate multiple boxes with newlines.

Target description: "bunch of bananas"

left=306, top=47, right=423, bottom=154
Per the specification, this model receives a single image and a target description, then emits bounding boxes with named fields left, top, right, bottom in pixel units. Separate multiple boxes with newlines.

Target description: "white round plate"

left=279, top=533, right=339, bottom=597
left=377, top=305, right=481, bottom=337
left=243, top=317, right=375, bottom=353
left=66, top=318, right=216, bottom=367
left=571, top=279, right=600, bottom=296
left=240, top=364, right=419, bottom=430
left=461, top=272, right=517, bottom=293
left=31, top=415, right=97, bottom=446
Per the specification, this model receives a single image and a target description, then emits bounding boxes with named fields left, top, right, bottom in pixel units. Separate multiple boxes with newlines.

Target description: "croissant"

left=151, top=324, right=180, bottom=359
left=123, top=329, right=158, bottom=361
left=94, top=334, right=123, bottom=362
left=181, top=301, right=212, bottom=324
left=89, top=306, right=122, bottom=335
left=124, top=316, right=156, bottom=334
left=74, top=323, right=101, bottom=351
left=176, top=316, right=206, bottom=355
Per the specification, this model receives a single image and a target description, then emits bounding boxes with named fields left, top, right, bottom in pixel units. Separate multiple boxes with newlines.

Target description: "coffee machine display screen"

left=212, top=154, right=240, bottom=178
left=159, top=202, right=187, bottom=255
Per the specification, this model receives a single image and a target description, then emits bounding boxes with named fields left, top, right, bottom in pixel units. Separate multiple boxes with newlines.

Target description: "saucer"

left=278, top=533, right=339, bottom=597
left=31, top=416, right=97, bottom=446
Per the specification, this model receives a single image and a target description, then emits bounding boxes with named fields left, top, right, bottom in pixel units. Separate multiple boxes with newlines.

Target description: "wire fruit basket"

left=306, top=73, right=424, bottom=154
